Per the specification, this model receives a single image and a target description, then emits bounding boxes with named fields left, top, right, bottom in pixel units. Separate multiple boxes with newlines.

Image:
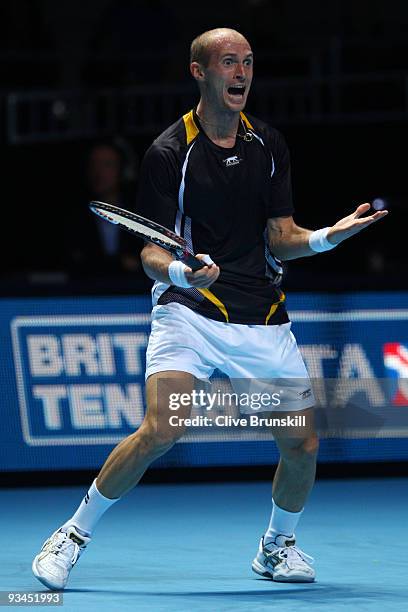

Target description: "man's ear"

left=190, top=62, right=205, bottom=81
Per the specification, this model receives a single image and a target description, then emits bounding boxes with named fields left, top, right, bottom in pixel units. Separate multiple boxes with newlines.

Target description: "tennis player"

left=33, top=28, right=387, bottom=590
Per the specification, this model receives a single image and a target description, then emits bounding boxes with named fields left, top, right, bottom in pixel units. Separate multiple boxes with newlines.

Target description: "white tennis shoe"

left=32, top=525, right=91, bottom=590
left=252, top=534, right=315, bottom=582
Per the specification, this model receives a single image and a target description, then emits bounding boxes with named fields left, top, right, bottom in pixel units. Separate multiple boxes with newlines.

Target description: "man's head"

left=190, top=28, right=253, bottom=113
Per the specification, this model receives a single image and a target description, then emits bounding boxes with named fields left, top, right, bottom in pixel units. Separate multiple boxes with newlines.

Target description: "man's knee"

left=137, top=421, right=186, bottom=458
left=302, top=432, right=319, bottom=457
left=279, top=432, right=319, bottom=464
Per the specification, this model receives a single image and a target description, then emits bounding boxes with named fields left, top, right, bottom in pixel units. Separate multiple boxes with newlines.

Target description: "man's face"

left=198, top=35, right=253, bottom=113
left=88, top=146, right=121, bottom=196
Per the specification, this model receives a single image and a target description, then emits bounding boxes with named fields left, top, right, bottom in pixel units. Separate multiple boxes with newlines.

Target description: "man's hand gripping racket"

left=89, top=201, right=219, bottom=288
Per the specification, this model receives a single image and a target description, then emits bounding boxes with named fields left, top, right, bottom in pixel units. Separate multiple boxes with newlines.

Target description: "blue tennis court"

left=1, top=477, right=406, bottom=611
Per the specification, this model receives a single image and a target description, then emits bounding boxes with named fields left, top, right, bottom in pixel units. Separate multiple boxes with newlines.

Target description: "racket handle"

left=179, top=253, right=206, bottom=272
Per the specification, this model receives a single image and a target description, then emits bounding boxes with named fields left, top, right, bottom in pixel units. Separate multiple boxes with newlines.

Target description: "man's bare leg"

left=271, top=408, right=319, bottom=512
left=32, top=370, right=195, bottom=591
left=96, top=371, right=194, bottom=499
left=252, top=409, right=318, bottom=581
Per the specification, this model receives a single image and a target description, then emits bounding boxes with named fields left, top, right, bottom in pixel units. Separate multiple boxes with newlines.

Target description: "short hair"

left=190, top=32, right=212, bottom=67
left=190, top=28, right=248, bottom=67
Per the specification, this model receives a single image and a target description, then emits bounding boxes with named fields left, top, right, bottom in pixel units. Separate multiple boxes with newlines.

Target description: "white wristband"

left=168, top=260, right=192, bottom=288
left=200, top=254, right=214, bottom=265
left=308, top=227, right=336, bottom=253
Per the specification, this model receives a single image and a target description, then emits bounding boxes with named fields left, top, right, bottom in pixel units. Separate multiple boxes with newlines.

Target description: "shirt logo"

left=223, top=155, right=242, bottom=167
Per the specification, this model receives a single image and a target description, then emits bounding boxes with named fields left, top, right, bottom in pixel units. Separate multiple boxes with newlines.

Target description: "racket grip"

left=179, top=253, right=206, bottom=272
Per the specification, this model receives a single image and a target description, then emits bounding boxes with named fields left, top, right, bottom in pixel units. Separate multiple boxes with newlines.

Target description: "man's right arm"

left=141, top=243, right=220, bottom=288
left=140, top=243, right=174, bottom=284
left=137, top=143, right=219, bottom=288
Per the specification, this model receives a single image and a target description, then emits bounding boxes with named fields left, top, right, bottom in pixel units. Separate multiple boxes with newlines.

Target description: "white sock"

left=61, top=479, right=120, bottom=536
left=264, top=498, right=303, bottom=545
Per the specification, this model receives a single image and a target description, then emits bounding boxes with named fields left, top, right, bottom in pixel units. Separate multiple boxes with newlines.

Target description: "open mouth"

left=227, top=85, right=246, bottom=97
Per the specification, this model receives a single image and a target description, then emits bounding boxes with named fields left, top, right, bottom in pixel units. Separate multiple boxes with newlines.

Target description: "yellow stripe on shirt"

left=240, top=112, right=254, bottom=130
left=183, top=110, right=200, bottom=145
left=198, top=288, right=229, bottom=323
left=265, top=291, right=286, bottom=325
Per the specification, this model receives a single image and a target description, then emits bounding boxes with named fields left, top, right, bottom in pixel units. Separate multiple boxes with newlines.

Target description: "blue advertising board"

left=1, top=292, right=408, bottom=471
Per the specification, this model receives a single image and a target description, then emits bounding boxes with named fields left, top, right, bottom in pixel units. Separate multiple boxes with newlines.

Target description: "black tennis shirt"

left=136, top=109, right=294, bottom=325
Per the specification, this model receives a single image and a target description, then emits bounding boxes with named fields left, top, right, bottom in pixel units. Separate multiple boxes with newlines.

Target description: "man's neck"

left=196, top=101, right=241, bottom=147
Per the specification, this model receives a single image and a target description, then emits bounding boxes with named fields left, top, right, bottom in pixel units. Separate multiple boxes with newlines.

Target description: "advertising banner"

left=1, top=293, right=408, bottom=470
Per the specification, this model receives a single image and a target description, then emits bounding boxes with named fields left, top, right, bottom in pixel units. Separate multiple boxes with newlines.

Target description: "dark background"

left=1, top=0, right=407, bottom=294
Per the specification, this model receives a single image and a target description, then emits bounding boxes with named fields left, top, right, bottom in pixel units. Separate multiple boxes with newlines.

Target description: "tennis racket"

left=89, top=201, right=205, bottom=272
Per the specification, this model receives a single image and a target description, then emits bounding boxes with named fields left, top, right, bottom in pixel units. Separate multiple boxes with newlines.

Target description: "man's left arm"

left=267, top=203, right=388, bottom=261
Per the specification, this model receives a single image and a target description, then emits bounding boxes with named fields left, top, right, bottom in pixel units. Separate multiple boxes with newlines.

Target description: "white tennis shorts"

left=145, top=302, right=315, bottom=413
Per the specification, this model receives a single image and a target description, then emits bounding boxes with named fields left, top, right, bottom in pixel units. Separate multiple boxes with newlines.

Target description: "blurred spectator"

left=66, top=138, right=143, bottom=276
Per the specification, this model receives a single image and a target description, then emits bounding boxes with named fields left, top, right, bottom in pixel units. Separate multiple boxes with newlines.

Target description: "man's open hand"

left=327, top=203, right=388, bottom=246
